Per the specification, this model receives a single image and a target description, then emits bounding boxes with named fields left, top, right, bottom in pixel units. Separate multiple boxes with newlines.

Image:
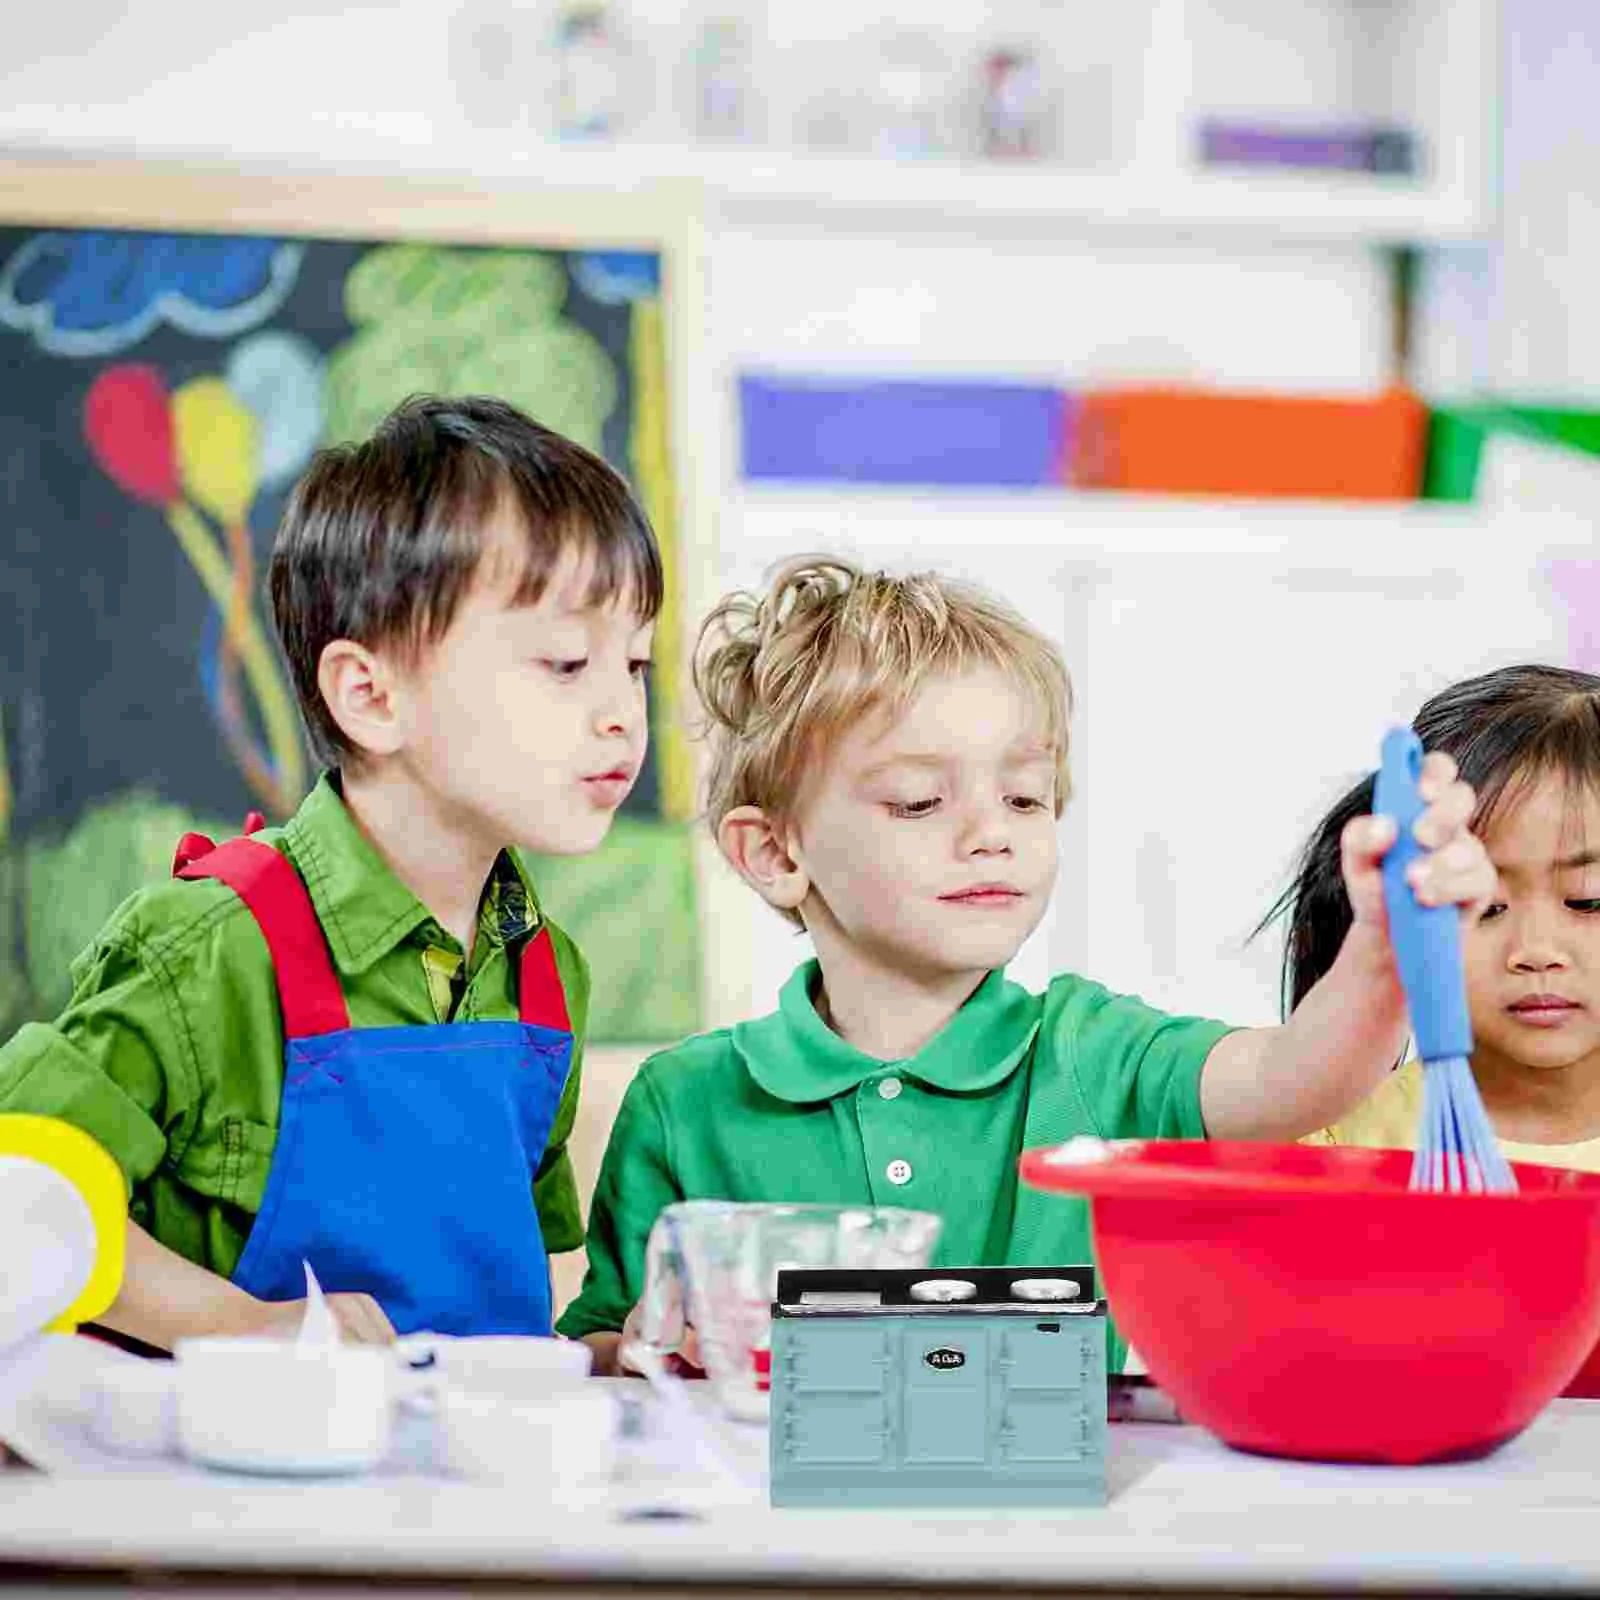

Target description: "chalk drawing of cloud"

left=0, top=232, right=304, bottom=357
left=571, top=251, right=660, bottom=306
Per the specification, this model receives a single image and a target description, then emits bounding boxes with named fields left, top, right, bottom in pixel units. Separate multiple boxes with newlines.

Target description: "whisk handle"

left=1374, top=727, right=1475, bottom=1064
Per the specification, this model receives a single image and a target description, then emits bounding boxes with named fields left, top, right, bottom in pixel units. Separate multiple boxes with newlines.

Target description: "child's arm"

left=1200, top=915, right=1406, bottom=1139
left=554, top=1066, right=682, bottom=1374
left=97, top=1221, right=396, bottom=1349
left=1200, top=752, right=1494, bottom=1140
left=0, top=896, right=396, bottom=1348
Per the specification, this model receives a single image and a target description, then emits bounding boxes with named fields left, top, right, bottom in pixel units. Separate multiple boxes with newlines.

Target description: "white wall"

left=719, top=492, right=1591, bottom=1026
left=1420, top=0, right=1600, bottom=397
left=712, top=222, right=1388, bottom=391
left=8, top=1, right=1590, bottom=1033
left=0, top=4, right=1396, bottom=389
left=1484, top=0, right=1600, bottom=396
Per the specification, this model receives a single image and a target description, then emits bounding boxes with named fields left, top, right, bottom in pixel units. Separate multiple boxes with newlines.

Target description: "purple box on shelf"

left=1197, top=120, right=1418, bottom=176
left=739, top=375, right=1073, bottom=488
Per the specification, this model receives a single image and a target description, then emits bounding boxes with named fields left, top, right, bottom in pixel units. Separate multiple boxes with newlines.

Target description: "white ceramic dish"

left=173, top=1338, right=393, bottom=1477
left=399, top=1333, right=594, bottom=1400
left=87, top=1362, right=178, bottom=1458
left=439, top=1382, right=617, bottom=1488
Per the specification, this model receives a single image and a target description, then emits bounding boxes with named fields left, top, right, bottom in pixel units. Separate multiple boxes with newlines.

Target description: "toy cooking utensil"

left=769, top=1265, right=1106, bottom=1508
left=1376, top=727, right=1515, bottom=1194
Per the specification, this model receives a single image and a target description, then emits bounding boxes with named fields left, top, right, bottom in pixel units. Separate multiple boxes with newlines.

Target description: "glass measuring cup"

left=633, top=1200, right=942, bottom=1422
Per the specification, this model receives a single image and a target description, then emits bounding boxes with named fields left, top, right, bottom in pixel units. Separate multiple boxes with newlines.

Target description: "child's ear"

left=718, top=806, right=808, bottom=911
left=318, top=639, right=406, bottom=759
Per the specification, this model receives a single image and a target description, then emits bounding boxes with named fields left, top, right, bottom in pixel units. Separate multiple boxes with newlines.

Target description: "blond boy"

left=559, top=558, right=1493, bottom=1372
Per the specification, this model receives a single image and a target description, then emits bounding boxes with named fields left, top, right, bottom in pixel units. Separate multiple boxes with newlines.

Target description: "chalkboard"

left=0, top=204, right=699, bottom=1044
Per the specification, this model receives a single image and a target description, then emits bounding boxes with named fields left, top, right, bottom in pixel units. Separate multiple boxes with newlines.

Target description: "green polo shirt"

left=0, top=775, right=589, bottom=1281
left=557, top=959, right=1230, bottom=1358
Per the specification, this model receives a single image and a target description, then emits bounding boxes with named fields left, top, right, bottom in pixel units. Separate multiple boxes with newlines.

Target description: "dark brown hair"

left=269, top=394, right=662, bottom=766
left=1261, top=664, right=1600, bottom=1015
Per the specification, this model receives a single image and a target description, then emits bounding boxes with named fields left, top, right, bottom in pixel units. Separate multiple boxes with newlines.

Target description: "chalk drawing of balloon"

left=172, top=377, right=273, bottom=807
left=84, top=364, right=306, bottom=816
left=226, top=331, right=325, bottom=490
left=83, top=364, right=180, bottom=505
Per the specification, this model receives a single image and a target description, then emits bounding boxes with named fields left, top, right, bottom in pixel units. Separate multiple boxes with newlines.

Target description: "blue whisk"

left=1376, top=728, right=1516, bottom=1194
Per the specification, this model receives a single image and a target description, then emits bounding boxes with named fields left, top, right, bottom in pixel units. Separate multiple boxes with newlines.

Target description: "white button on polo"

left=878, top=1077, right=903, bottom=1101
left=886, top=1158, right=913, bottom=1186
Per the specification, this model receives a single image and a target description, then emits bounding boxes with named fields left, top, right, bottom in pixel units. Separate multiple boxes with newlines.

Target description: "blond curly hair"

left=693, top=556, right=1073, bottom=925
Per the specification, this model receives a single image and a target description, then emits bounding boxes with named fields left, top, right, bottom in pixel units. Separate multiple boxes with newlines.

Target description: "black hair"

left=269, top=394, right=662, bottom=767
left=1260, top=664, right=1600, bottom=1016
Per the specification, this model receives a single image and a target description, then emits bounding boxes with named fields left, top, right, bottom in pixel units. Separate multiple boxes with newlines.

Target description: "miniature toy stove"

left=769, top=1265, right=1106, bottom=1509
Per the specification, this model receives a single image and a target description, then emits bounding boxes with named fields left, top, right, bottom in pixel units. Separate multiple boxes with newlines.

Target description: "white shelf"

left=0, top=0, right=1498, bottom=247
left=647, top=144, right=1483, bottom=244
left=0, top=127, right=1485, bottom=247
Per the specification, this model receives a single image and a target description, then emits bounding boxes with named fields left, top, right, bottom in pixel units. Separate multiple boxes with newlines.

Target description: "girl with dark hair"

left=1267, top=664, right=1600, bottom=1167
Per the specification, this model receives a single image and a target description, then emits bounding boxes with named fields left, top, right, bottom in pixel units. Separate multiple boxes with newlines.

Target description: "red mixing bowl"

left=1566, top=1334, right=1600, bottom=1397
left=1018, top=1139, right=1600, bottom=1465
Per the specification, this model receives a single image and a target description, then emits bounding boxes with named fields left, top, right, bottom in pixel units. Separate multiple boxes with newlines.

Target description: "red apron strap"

left=177, top=838, right=350, bottom=1038
left=518, top=927, right=571, bottom=1033
left=172, top=831, right=217, bottom=876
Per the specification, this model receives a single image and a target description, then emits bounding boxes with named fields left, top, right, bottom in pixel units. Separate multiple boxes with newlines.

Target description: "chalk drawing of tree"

left=323, top=247, right=617, bottom=451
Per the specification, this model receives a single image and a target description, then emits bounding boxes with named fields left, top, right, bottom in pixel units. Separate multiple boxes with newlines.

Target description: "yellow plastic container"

left=0, top=1114, right=125, bottom=1332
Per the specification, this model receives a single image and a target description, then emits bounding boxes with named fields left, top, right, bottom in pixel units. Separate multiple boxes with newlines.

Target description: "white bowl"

left=401, top=1333, right=594, bottom=1398
left=88, top=1362, right=177, bottom=1458
left=173, top=1338, right=393, bottom=1476
left=440, top=1382, right=617, bottom=1489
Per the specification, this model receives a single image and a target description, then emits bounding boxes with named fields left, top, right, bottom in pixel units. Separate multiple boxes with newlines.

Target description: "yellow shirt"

left=1311, top=1060, right=1600, bottom=1173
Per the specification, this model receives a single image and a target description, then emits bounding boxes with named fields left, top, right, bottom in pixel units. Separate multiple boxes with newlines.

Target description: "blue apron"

left=174, top=829, right=573, bottom=1336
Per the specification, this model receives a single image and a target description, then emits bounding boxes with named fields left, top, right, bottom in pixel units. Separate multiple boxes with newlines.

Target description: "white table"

left=3, top=1372, right=1600, bottom=1598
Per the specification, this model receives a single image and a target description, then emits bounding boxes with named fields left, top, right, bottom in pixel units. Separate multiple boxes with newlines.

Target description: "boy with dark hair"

left=0, top=395, right=660, bottom=1347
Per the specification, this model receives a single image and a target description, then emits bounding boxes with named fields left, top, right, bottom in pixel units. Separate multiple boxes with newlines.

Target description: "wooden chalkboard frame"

left=0, top=156, right=748, bottom=1031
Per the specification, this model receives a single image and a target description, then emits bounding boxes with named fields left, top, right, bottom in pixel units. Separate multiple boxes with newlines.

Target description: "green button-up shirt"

left=557, top=959, right=1230, bottom=1366
left=0, top=775, right=589, bottom=1280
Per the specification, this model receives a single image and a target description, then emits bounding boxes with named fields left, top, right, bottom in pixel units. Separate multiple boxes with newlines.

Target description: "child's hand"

left=322, top=1292, right=397, bottom=1344
left=242, top=1290, right=397, bottom=1345
left=1341, top=750, right=1497, bottom=933
left=617, top=1297, right=704, bottom=1377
